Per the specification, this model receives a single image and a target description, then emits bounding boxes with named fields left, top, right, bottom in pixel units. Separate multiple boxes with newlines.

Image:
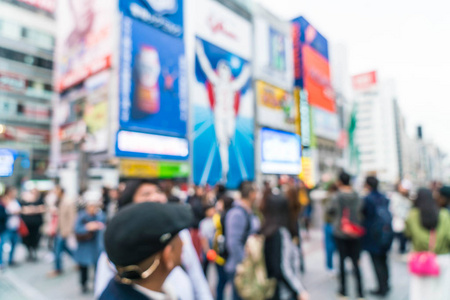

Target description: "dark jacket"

left=362, top=191, right=390, bottom=254
left=99, top=279, right=151, bottom=300
left=0, top=204, right=6, bottom=234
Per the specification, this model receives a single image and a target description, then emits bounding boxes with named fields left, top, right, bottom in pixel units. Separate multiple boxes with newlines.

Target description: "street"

left=0, top=230, right=409, bottom=300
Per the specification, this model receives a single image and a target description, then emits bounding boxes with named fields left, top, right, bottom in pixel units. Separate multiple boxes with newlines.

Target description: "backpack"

left=234, top=235, right=277, bottom=300
left=371, top=195, right=394, bottom=251
left=213, top=206, right=251, bottom=265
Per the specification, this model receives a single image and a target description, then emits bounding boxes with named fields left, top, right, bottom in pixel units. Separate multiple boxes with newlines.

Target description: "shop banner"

left=120, top=159, right=189, bottom=178
left=254, top=18, right=294, bottom=91
left=300, top=156, right=315, bottom=189
left=195, top=0, right=252, bottom=60
left=55, top=0, right=114, bottom=92
left=256, top=81, right=295, bottom=132
left=119, top=0, right=183, bottom=37
left=260, top=128, right=301, bottom=175
left=119, top=17, right=187, bottom=138
left=300, top=89, right=311, bottom=147
left=193, top=37, right=254, bottom=188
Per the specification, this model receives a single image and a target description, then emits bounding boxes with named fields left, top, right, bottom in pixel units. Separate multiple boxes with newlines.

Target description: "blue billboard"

left=0, top=149, right=17, bottom=177
left=119, top=0, right=183, bottom=37
left=193, top=38, right=254, bottom=189
left=119, top=17, right=187, bottom=139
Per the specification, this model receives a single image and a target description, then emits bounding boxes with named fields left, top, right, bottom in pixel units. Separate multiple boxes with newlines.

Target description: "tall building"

left=352, top=71, right=400, bottom=183
left=0, top=0, right=55, bottom=186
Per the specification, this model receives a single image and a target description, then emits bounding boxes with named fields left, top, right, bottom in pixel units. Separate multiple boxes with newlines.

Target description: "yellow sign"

left=256, top=81, right=291, bottom=110
left=300, top=157, right=315, bottom=189
left=119, top=160, right=189, bottom=179
left=84, top=101, right=107, bottom=133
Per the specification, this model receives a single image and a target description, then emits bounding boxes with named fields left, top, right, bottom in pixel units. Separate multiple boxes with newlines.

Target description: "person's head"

left=204, top=205, right=216, bottom=218
left=215, top=184, right=227, bottom=199
left=337, top=171, right=351, bottom=187
left=104, top=202, right=194, bottom=286
left=83, top=190, right=102, bottom=216
left=437, top=186, right=450, bottom=208
left=398, top=179, right=412, bottom=197
left=69, top=0, right=94, bottom=35
left=261, top=194, right=290, bottom=237
left=240, top=181, right=257, bottom=204
left=108, top=188, right=119, bottom=200
left=216, top=195, right=234, bottom=214
left=327, top=182, right=339, bottom=193
left=365, top=176, right=379, bottom=192
left=415, top=188, right=439, bottom=230
left=118, top=179, right=164, bottom=209
left=3, top=186, right=17, bottom=200
left=217, top=60, right=232, bottom=80
left=194, top=185, right=205, bottom=197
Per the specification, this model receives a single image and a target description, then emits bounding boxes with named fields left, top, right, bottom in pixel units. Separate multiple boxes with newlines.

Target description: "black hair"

left=216, top=184, right=227, bottom=199
left=220, top=196, right=234, bottom=212
left=365, top=176, right=379, bottom=191
left=338, top=171, right=351, bottom=186
left=118, top=179, right=159, bottom=209
left=239, top=181, right=255, bottom=199
left=261, top=194, right=290, bottom=237
left=415, top=188, right=439, bottom=230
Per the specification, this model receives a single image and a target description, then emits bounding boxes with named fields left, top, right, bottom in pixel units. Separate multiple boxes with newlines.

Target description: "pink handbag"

left=408, top=230, right=440, bottom=277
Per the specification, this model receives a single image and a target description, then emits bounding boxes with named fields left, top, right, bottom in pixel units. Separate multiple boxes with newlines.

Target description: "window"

left=0, top=46, right=53, bottom=70
left=0, top=20, right=54, bottom=51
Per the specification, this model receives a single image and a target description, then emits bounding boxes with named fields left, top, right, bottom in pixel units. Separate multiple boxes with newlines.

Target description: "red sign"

left=302, top=45, right=335, bottom=112
left=352, top=71, right=377, bottom=91
left=16, top=0, right=56, bottom=13
left=0, top=71, right=26, bottom=93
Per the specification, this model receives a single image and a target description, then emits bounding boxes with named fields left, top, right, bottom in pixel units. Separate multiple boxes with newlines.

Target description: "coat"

left=362, top=191, right=390, bottom=254
left=58, top=196, right=77, bottom=238
left=74, top=210, right=105, bottom=266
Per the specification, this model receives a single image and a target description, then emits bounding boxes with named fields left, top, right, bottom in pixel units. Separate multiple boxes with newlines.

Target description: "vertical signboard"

left=193, top=0, right=253, bottom=188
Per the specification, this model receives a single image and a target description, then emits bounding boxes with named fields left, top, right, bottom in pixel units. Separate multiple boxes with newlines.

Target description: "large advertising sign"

left=256, top=81, right=295, bottom=132
left=260, top=128, right=301, bottom=175
left=119, top=17, right=187, bottom=138
left=55, top=0, right=114, bottom=92
left=254, top=18, right=294, bottom=91
left=0, top=149, right=17, bottom=177
left=193, top=37, right=254, bottom=189
left=119, top=159, right=189, bottom=179
left=119, top=0, right=183, bottom=37
left=352, top=71, right=377, bottom=91
left=292, top=17, right=335, bottom=113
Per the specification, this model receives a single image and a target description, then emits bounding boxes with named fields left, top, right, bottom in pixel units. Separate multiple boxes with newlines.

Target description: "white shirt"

left=6, top=200, right=21, bottom=230
left=133, top=282, right=177, bottom=300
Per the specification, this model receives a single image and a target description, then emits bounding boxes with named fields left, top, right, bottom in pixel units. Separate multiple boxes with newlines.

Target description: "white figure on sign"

left=196, top=40, right=250, bottom=182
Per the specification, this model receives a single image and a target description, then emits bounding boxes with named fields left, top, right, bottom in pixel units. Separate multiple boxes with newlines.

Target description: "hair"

left=338, top=171, right=351, bottom=186
left=415, top=188, right=439, bottom=230
left=118, top=179, right=159, bottom=209
left=261, top=194, right=290, bottom=237
left=239, top=181, right=255, bottom=199
left=221, top=196, right=234, bottom=212
left=365, top=176, right=379, bottom=191
left=216, top=184, right=227, bottom=199
left=285, top=186, right=301, bottom=237
left=327, top=182, right=339, bottom=193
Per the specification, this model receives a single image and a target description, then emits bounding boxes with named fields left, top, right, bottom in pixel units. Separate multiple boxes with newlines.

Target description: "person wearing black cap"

left=437, top=186, right=450, bottom=210
left=100, top=202, right=194, bottom=300
left=95, top=180, right=213, bottom=300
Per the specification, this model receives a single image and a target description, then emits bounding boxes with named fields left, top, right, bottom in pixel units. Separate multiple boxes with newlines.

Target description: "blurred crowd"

left=0, top=174, right=449, bottom=300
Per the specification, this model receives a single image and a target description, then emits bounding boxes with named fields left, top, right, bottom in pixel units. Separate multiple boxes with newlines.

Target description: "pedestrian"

left=298, top=180, right=312, bottom=240
left=261, top=194, right=309, bottom=300
left=322, top=183, right=338, bottom=275
left=105, top=188, right=119, bottom=222
left=405, top=188, right=450, bottom=300
left=74, top=190, right=106, bottom=293
left=328, top=171, right=365, bottom=300
left=99, top=202, right=194, bottom=299
left=94, top=179, right=213, bottom=300
left=213, top=195, right=235, bottom=300
left=225, top=181, right=259, bottom=300
left=20, top=189, right=45, bottom=262
left=362, top=176, right=394, bottom=297
left=47, top=186, right=77, bottom=277
left=0, top=186, right=21, bottom=268
left=390, top=179, right=412, bottom=255
left=199, top=204, right=216, bottom=276
left=187, top=185, right=207, bottom=260
left=436, top=185, right=450, bottom=210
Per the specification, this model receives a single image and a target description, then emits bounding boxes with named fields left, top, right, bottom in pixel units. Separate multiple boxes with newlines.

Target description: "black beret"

left=104, top=202, right=194, bottom=267
left=440, top=186, right=450, bottom=198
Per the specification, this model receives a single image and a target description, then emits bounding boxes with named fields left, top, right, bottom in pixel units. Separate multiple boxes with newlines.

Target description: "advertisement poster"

left=55, top=0, right=114, bottom=91
left=193, top=38, right=254, bottom=188
left=119, top=159, right=189, bottom=179
left=254, top=18, right=294, bottom=91
left=256, top=81, right=295, bottom=132
left=119, top=17, right=187, bottom=138
left=0, top=149, right=17, bottom=177
left=119, top=0, right=183, bottom=37
left=292, top=17, right=335, bottom=113
left=260, top=128, right=301, bottom=175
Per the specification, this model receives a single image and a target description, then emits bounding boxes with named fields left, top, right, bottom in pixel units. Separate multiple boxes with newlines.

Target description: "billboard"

left=119, top=159, right=189, bottom=179
left=0, top=149, right=17, bottom=177
left=311, top=106, right=340, bottom=141
left=292, top=17, right=335, bottom=113
left=55, top=0, right=114, bottom=92
left=260, top=128, right=301, bottom=175
left=254, top=18, right=294, bottom=91
left=352, top=71, right=377, bottom=91
left=256, top=81, right=295, bottom=132
left=119, top=0, right=183, bottom=37
left=119, top=17, right=187, bottom=138
left=193, top=37, right=254, bottom=188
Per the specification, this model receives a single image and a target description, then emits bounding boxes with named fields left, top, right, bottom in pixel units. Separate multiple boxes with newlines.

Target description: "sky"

left=255, top=0, right=450, bottom=154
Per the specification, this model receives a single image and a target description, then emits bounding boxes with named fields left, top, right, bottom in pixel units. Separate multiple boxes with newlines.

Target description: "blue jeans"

left=0, top=229, right=19, bottom=266
left=227, top=271, right=242, bottom=300
left=216, top=264, right=228, bottom=300
left=324, top=223, right=336, bottom=270
left=54, top=235, right=73, bottom=272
